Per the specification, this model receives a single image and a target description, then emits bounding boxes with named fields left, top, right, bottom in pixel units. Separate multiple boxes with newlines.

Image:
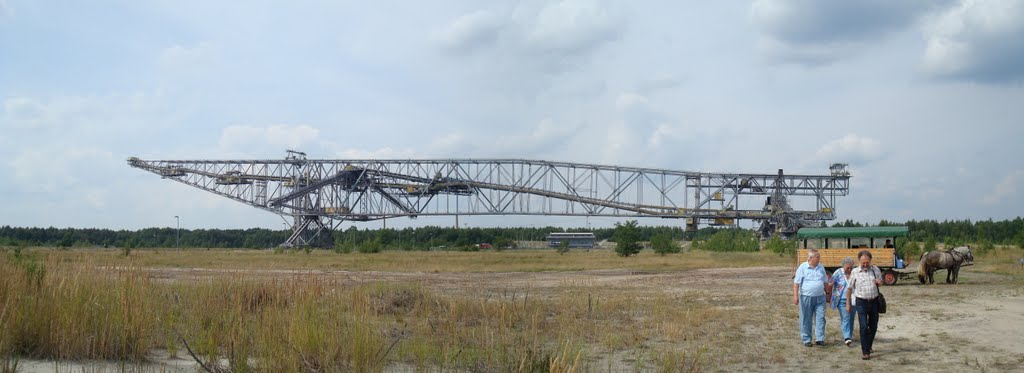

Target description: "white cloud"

left=922, top=0, right=1024, bottom=82
left=750, top=0, right=938, bottom=65
left=432, top=10, right=503, bottom=54
left=813, top=134, right=885, bottom=166
left=10, top=147, right=114, bottom=193
left=1, top=97, right=47, bottom=128
left=523, top=0, right=623, bottom=55
left=983, top=170, right=1024, bottom=205
left=159, top=41, right=221, bottom=70
left=434, top=0, right=624, bottom=74
left=335, top=147, right=418, bottom=159
left=218, top=124, right=321, bottom=151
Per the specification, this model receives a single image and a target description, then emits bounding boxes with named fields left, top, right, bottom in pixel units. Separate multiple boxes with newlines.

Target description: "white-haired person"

left=793, top=249, right=830, bottom=347
left=830, top=257, right=857, bottom=347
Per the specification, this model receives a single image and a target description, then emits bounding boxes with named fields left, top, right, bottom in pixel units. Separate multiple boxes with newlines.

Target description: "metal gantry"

left=128, top=151, right=851, bottom=247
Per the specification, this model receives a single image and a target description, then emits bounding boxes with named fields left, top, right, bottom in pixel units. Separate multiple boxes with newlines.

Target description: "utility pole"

left=175, top=215, right=180, bottom=250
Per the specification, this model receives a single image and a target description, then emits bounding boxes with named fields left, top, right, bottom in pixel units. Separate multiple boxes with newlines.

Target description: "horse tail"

left=917, top=253, right=928, bottom=284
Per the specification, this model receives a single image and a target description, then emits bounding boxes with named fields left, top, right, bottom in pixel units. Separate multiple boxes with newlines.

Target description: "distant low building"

left=546, top=232, right=596, bottom=248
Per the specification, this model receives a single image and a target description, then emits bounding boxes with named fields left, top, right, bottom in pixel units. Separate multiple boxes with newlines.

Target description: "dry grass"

left=1, top=248, right=775, bottom=371
left=1, top=246, right=1020, bottom=371
left=44, top=247, right=793, bottom=273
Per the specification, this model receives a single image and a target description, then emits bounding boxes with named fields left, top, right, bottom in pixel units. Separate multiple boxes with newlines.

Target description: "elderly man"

left=794, top=249, right=830, bottom=347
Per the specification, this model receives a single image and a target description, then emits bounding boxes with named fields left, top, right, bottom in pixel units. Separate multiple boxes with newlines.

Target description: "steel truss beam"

left=128, top=153, right=851, bottom=246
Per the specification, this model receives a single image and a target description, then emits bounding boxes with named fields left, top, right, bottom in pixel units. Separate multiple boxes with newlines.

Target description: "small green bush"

left=764, top=235, right=796, bottom=256
left=557, top=240, right=570, bottom=255
left=650, top=234, right=680, bottom=256
left=692, top=230, right=759, bottom=252
left=613, top=220, right=642, bottom=257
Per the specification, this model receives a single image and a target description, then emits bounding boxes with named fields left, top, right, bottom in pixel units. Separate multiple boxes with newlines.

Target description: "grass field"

left=1, top=245, right=1022, bottom=372
left=48, top=247, right=794, bottom=273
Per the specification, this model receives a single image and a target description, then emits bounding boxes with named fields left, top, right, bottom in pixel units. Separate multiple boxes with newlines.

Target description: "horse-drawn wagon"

left=795, top=226, right=911, bottom=285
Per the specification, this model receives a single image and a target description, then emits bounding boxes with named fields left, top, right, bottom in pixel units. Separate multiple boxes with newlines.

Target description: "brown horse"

left=917, top=246, right=974, bottom=284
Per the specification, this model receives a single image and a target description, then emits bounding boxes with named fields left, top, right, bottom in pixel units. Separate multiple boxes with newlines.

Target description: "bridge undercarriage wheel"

left=882, top=270, right=898, bottom=286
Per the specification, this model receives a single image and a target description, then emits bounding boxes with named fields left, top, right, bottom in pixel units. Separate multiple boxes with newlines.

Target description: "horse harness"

left=945, top=249, right=965, bottom=264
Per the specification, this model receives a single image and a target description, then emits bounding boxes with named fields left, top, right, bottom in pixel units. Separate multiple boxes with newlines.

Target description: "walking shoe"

left=844, top=339, right=852, bottom=347
left=804, top=342, right=812, bottom=347
left=815, top=341, right=825, bottom=346
left=862, top=354, right=870, bottom=360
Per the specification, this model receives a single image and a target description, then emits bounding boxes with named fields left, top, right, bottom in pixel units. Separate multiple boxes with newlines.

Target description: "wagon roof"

left=796, top=226, right=909, bottom=239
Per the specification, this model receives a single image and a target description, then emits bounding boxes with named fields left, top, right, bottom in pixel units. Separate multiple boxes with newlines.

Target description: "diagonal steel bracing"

left=128, top=152, right=851, bottom=246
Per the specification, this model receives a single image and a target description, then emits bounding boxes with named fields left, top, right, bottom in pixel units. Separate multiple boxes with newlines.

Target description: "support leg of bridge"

left=282, top=215, right=335, bottom=248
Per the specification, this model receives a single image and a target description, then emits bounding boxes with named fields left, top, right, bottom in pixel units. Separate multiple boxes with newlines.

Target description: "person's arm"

left=824, top=270, right=832, bottom=303
left=873, top=266, right=882, bottom=286
left=845, top=272, right=855, bottom=312
left=793, top=265, right=803, bottom=305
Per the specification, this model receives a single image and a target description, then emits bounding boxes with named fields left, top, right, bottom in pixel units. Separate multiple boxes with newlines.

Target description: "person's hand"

left=875, top=279, right=882, bottom=286
left=793, top=297, right=799, bottom=305
left=846, top=304, right=851, bottom=312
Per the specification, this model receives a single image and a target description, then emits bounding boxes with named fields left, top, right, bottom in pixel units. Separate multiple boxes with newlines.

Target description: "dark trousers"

left=855, top=297, right=880, bottom=355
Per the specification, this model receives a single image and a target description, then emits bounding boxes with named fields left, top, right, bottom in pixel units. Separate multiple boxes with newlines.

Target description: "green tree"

left=650, top=234, right=680, bottom=256
left=764, top=235, right=796, bottom=256
left=976, top=239, right=995, bottom=255
left=333, top=240, right=352, bottom=254
left=899, top=240, right=920, bottom=261
left=695, top=230, right=759, bottom=252
left=557, top=240, right=570, bottom=255
left=923, top=236, right=937, bottom=253
left=613, top=220, right=642, bottom=257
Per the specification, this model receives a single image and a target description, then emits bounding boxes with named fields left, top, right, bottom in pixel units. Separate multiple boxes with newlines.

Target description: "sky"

left=1, top=0, right=1023, bottom=231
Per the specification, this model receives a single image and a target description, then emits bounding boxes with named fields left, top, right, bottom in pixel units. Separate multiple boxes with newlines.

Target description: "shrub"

left=650, top=234, right=680, bottom=256
left=358, top=240, right=382, bottom=254
left=613, top=220, right=642, bottom=257
left=557, top=240, right=570, bottom=255
left=899, top=240, right=920, bottom=260
left=333, top=241, right=353, bottom=254
left=692, top=230, right=759, bottom=252
left=976, top=240, right=995, bottom=255
left=764, top=235, right=796, bottom=256
left=923, top=236, right=937, bottom=252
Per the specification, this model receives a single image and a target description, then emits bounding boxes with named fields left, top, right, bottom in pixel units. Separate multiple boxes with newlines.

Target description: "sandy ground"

left=17, top=265, right=1024, bottom=372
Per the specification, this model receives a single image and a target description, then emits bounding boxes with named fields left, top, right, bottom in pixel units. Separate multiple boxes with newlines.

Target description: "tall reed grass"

left=0, top=250, right=726, bottom=371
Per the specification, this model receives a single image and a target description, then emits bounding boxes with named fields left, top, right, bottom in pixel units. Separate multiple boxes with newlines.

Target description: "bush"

left=333, top=241, right=353, bottom=254
left=613, top=220, right=642, bottom=257
left=650, top=234, right=680, bottom=256
left=556, top=240, right=570, bottom=255
left=923, top=236, right=937, bottom=253
left=899, top=240, right=920, bottom=260
left=764, top=235, right=796, bottom=256
left=358, top=240, right=382, bottom=254
left=976, top=239, right=995, bottom=255
left=692, top=230, right=759, bottom=252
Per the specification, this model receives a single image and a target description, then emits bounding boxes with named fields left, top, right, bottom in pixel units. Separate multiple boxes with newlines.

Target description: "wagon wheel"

left=882, top=270, right=898, bottom=286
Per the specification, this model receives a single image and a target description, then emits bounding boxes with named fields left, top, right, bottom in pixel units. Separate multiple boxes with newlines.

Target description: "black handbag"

left=870, top=267, right=887, bottom=314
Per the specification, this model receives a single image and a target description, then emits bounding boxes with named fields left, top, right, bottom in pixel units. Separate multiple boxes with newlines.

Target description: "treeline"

left=832, top=217, right=1024, bottom=245
left=3, top=217, right=1021, bottom=250
left=0, top=225, right=726, bottom=250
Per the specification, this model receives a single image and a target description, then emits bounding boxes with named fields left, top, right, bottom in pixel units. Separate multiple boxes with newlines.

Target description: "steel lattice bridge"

left=128, top=150, right=851, bottom=247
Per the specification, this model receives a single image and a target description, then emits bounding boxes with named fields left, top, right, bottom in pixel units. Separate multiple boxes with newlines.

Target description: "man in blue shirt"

left=793, top=249, right=830, bottom=347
